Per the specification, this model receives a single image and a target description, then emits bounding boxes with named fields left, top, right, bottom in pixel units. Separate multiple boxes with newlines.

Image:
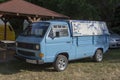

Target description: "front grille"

left=17, top=42, right=36, bottom=50
left=117, top=44, right=120, bottom=46
left=18, top=50, right=35, bottom=57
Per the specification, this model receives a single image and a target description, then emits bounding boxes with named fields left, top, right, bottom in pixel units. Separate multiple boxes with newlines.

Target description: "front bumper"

left=15, top=54, right=44, bottom=64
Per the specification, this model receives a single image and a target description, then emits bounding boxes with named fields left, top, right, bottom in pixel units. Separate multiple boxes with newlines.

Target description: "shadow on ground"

left=0, top=58, right=57, bottom=75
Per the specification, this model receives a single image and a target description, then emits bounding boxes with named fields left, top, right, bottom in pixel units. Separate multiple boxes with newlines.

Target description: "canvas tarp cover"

left=71, top=20, right=109, bottom=36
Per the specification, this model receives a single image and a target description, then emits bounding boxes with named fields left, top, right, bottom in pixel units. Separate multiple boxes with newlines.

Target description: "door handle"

left=66, top=41, right=71, bottom=43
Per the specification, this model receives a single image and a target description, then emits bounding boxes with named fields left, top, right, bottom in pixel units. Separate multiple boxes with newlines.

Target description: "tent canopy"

left=0, top=0, right=69, bottom=19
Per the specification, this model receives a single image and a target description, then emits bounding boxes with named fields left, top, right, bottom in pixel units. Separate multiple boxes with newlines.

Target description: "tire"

left=93, top=49, right=103, bottom=62
left=53, top=55, right=68, bottom=72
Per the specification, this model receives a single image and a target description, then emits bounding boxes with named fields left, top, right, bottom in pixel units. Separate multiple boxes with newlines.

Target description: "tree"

left=86, top=0, right=120, bottom=34
left=0, top=0, right=8, bottom=3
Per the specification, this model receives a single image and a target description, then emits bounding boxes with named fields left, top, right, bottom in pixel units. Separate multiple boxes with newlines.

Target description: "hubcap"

left=58, top=58, right=67, bottom=70
left=96, top=50, right=103, bottom=61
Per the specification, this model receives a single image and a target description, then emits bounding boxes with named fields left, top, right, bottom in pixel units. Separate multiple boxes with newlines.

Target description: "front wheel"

left=53, top=55, right=68, bottom=72
left=93, top=49, right=103, bottom=62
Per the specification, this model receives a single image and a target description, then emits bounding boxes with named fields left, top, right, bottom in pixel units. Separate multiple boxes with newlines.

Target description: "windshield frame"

left=21, top=22, right=50, bottom=37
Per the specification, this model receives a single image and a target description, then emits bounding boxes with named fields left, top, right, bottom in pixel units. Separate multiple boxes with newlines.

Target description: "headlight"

left=35, top=44, right=40, bottom=50
left=110, top=38, right=116, bottom=42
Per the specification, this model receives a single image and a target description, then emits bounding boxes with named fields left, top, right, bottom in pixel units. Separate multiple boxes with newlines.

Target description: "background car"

left=109, top=32, right=120, bottom=48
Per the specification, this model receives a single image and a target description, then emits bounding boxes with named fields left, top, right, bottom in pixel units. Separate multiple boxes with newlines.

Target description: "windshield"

left=21, top=22, right=50, bottom=37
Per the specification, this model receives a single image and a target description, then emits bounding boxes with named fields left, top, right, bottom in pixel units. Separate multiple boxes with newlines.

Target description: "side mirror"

left=48, top=28, right=60, bottom=39
left=49, top=33, right=54, bottom=39
left=48, top=29, right=55, bottom=39
left=49, top=31, right=60, bottom=39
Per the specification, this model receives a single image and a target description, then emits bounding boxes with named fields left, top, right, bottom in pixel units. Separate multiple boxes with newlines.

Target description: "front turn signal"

left=39, top=53, right=44, bottom=58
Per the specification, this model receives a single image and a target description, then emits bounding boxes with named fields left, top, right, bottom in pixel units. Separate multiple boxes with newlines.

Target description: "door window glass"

left=49, top=25, right=69, bottom=38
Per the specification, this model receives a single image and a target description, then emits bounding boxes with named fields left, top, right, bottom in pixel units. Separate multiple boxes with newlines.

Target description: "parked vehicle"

left=15, top=20, right=109, bottom=71
left=0, top=19, right=15, bottom=41
left=109, top=32, right=120, bottom=48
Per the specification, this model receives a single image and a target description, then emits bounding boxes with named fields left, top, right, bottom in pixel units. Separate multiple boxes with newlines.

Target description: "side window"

left=48, top=25, right=69, bottom=38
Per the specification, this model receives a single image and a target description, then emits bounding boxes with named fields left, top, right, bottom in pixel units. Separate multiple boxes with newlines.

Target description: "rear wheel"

left=93, top=49, right=103, bottom=62
left=53, top=55, right=68, bottom=72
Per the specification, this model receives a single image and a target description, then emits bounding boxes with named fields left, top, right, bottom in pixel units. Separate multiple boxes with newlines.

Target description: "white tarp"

left=71, top=20, right=109, bottom=36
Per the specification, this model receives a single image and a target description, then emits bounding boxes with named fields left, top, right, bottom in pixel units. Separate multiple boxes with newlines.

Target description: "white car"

left=109, top=33, right=120, bottom=48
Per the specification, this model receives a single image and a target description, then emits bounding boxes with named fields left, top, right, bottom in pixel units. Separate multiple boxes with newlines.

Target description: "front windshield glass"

left=21, top=22, right=50, bottom=37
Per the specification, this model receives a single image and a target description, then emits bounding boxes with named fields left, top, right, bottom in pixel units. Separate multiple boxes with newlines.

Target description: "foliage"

left=26, top=0, right=120, bottom=34
left=0, top=0, right=5, bottom=3
left=0, top=0, right=8, bottom=3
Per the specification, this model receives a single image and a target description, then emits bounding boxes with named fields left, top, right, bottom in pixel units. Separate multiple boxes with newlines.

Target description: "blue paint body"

left=15, top=20, right=109, bottom=64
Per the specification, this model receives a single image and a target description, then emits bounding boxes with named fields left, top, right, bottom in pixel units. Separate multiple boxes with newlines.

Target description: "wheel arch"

left=93, top=48, right=103, bottom=57
left=93, top=48, right=104, bottom=62
left=97, top=48, right=103, bottom=52
left=54, top=52, right=69, bottom=62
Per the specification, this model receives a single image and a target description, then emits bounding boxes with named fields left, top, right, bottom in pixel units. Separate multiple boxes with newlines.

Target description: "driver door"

left=45, top=23, right=72, bottom=62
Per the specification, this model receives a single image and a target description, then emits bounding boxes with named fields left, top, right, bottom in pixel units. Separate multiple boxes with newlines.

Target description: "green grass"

left=0, top=49, right=120, bottom=80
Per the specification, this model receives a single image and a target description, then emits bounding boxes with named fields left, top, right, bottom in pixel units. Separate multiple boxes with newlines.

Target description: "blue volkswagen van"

left=15, top=20, right=109, bottom=71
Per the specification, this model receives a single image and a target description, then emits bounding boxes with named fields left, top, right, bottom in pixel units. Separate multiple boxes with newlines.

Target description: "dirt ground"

left=0, top=49, right=15, bottom=62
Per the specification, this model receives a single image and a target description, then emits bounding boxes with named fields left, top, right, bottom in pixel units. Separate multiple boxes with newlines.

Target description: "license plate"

left=26, top=59, right=37, bottom=64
